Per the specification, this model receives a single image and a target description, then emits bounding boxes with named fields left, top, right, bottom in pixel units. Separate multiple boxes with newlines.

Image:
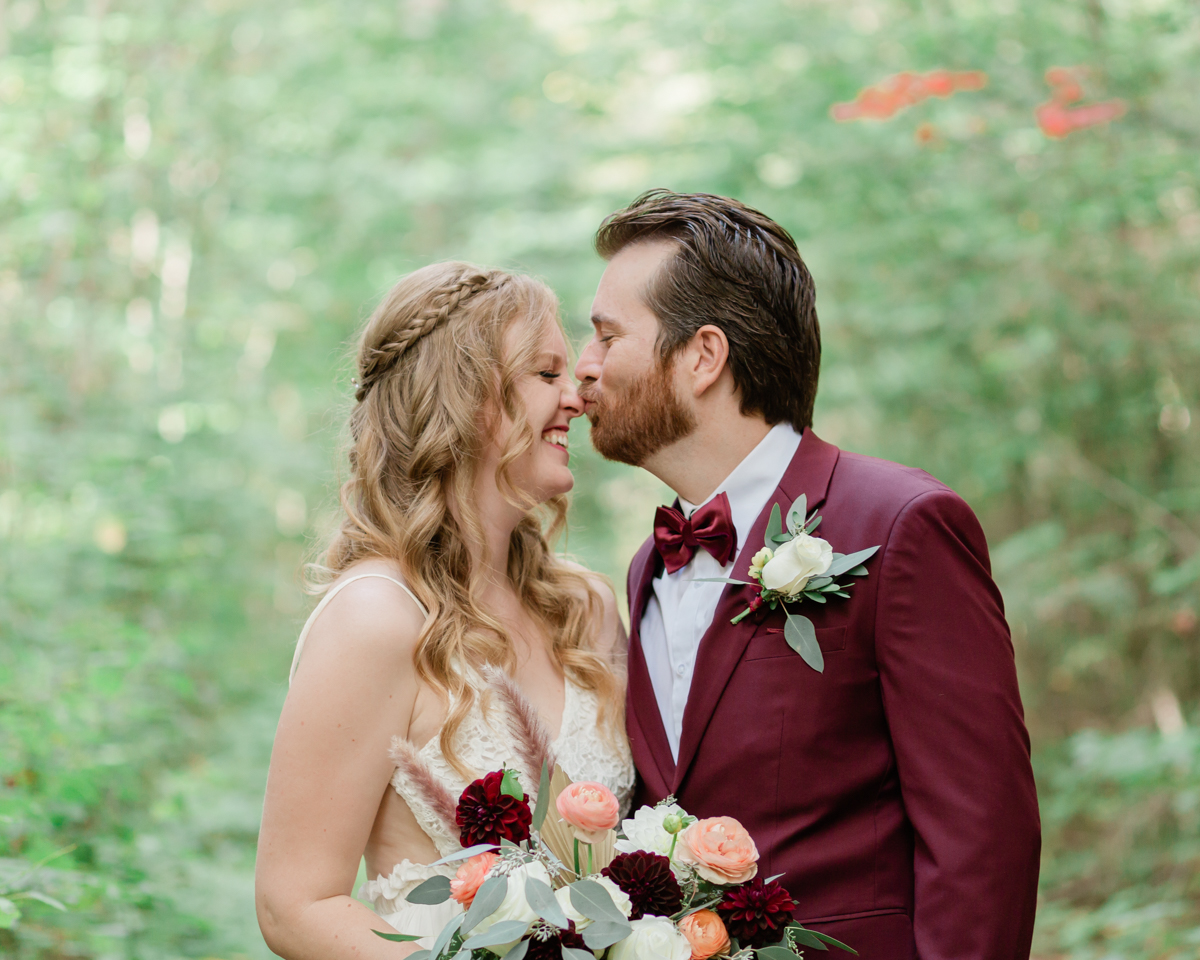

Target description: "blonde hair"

left=318, top=261, right=621, bottom=775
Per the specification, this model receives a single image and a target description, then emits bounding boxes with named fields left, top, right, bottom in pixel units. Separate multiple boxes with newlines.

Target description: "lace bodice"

left=394, top=675, right=635, bottom=857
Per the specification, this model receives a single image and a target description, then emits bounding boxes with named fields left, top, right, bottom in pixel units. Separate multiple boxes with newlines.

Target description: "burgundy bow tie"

left=653, top=492, right=738, bottom=574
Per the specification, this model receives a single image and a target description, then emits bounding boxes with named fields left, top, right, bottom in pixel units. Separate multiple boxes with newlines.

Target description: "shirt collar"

left=679, top=422, right=803, bottom=560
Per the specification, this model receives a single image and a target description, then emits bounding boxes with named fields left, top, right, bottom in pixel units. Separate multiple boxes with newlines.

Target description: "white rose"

left=614, top=802, right=687, bottom=858
left=760, top=532, right=833, bottom=597
left=606, top=915, right=691, bottom=960
left=471, top=860, right=550, bottom=951
left=555, top=875, right=633, bottom=929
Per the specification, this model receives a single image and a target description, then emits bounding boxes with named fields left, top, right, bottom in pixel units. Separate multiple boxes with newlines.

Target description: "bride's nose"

left=561, top=378, right=584, bottom=420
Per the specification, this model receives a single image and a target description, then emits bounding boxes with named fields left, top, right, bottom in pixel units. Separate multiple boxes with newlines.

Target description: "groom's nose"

left=574, top=335, right=602, bottom=385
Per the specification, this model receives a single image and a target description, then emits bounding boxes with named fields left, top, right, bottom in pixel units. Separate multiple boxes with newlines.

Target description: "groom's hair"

left=595, top=189, right=819, bottom=429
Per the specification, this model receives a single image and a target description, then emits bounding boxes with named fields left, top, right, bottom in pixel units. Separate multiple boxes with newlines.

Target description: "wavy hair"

left=315, top=261, right=621, bottom=776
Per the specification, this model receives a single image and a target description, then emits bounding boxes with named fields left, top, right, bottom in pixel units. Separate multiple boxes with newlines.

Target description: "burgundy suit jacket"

left=625, top=431, right=1040, bottom=960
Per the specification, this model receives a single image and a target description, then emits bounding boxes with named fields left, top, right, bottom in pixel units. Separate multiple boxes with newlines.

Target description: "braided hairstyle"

left=318, top=261, right=621, bottom=776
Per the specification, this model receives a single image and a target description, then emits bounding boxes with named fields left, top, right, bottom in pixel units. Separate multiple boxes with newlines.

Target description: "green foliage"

left=0, top=0, right=1196, bottom=958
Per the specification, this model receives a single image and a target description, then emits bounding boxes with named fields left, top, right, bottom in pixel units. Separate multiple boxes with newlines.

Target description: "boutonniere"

left=699, top=494, right=879, bottom=673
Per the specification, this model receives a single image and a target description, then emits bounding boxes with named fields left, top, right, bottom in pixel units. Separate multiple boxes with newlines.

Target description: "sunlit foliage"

left=1, top=0, right=1197, bottom=957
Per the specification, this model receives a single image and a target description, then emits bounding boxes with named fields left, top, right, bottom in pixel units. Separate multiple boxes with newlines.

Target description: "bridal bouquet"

left=374, top=764, right=855, bottom=960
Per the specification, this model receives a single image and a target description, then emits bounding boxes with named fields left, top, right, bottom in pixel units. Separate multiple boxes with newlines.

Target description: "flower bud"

left=662, top=814, right=685, bottom=835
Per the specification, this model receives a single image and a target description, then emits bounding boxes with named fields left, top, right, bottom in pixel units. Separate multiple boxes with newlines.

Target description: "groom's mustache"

left=577, top=382, right=601, bottom=419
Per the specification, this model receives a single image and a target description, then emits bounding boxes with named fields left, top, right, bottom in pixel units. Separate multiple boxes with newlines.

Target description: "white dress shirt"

left=640, top=423, right=803, bottom=760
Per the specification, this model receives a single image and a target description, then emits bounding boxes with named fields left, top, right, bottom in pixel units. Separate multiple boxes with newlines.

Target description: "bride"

left=255, top=263, right=634, bottom=958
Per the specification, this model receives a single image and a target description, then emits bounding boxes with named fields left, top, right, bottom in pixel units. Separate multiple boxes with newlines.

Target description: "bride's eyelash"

left=539, top=371, right=561, bottom=380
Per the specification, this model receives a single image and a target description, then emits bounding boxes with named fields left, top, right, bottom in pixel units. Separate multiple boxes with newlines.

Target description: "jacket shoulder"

left=828, top=449, right=970, bottom=519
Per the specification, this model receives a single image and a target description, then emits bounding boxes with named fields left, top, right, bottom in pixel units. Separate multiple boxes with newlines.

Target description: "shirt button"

left=676, top=664, right=686, bottom=677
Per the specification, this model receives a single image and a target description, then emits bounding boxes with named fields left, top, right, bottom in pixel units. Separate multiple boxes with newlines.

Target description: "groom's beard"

left=580, top=360, right=696, bottom=466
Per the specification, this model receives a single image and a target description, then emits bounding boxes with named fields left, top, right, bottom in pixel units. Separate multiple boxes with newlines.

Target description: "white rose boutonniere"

left=698, top=494, right=880, bottom=675
left=760, top=532, right=833, bottom=597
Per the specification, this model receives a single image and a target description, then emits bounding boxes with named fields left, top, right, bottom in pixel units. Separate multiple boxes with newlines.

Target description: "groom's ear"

left=682, top=324, right=731, bottom=398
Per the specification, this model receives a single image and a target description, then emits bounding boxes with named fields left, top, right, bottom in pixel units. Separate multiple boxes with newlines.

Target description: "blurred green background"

left=1, top=0, right=1197, bottom=957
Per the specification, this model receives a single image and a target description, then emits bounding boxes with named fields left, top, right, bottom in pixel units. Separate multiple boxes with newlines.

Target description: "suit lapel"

left=624, top=540, right=676, bottom=793
left=671, top=430, right=841, bottom=792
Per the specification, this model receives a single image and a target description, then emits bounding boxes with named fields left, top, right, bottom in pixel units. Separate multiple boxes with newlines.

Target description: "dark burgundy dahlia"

left=523, top=920, right=594, bottom=959
left=600, top=851, right=683, bottom=920
left=717, top=877, right=797, bottom=949
left=455, top=770, right=532, bottom=846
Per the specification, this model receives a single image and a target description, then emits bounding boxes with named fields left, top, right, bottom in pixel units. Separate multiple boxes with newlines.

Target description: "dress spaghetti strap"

left=288, top=573, right=428, bottom=685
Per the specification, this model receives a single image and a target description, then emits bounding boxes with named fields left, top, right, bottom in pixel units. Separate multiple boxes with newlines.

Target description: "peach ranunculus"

left=555, top=780, right=621, bottom=843
left=677, top=909, right=731, bottom=960
left=449, top=851, right=498, bottom=907
left=675, top=817, right=759, bottom=885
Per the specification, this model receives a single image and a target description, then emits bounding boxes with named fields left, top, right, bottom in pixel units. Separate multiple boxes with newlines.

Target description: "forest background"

left=1, top=0, right=1198, bottom=958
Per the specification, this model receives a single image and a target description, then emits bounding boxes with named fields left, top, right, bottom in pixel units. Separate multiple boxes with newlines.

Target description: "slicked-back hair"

left=595, top=189, right=820, bottom=429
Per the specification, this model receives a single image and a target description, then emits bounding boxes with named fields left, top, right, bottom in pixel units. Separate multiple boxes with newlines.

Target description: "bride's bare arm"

left=255, top=576, right=428, bottom=959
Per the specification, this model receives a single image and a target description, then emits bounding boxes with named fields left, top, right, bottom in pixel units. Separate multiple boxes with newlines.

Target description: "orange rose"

left=676, top=817, right=759, bottom=885
left=555, top=781, right=620, bottom=843
left=449, top=851, right=498, bottom=906
left=678, top=909, right=730, bottom=960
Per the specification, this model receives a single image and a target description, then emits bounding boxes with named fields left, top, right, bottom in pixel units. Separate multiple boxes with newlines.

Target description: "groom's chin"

left=587, top=423, right=644, bottom=467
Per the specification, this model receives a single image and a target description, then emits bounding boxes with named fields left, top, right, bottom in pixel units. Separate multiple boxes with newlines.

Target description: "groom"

left=575, top=190, right=1040, bottom=960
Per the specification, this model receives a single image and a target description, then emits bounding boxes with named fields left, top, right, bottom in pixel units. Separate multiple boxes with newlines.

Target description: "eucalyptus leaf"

left=462, top=919, right=533, bottom=949
left=524, top=876, right=569, bottom=929
left=771, top=533, right=793, bottom=544
left=789, top=927, right=829, bottom=950
left=500, top=767, right=525, bottom=801
left=785, top=614, right=824, bottom=673
left=372, top=930, right=425, bottom=942
left=804, top=514, right=823, bottom=534
left=825, top=546, right=880, bottom=579
left=428, top=912, right=464, bottom=960
left=405, top=874, right=452, bottom=904
left=568, top=878, right=628, bottom=923
left=502, top=940, right=530, bottom=960
left=786, top=494, right=807, bottom=535
left=758, top=945, right=807, bottom=958
left=429, top=843, right=499, bottom=867
left=820, top=582, right=842, bottom=592
left=532, top=758, right=551, bottom=831
left=808, top=929, right=859, bottom=953
left=833, top=591, right=851, bottom=598
left=806, top=577, right=833, bottom=590
left=461, top=876, right=508, bottom=934
left=563, top=949, right=595, bottom=960
left=582, top=918, right=633, bottom=950
left=764, top=502, right=783, bottom=548
left=802, top=590, right=827, bottom=603
left=405, top=952, right=431, bottom=960
left=848, top=565, right=868, bottom=577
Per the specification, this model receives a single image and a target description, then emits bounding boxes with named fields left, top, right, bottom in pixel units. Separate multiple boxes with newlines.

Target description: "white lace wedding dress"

left=290, top=572, right=636, bottom=947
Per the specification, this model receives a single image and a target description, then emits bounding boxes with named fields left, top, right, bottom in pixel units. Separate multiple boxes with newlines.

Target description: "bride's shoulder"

left=301, top=559, right=427, bottom=668
left=557, top=559, right=625, bottom=659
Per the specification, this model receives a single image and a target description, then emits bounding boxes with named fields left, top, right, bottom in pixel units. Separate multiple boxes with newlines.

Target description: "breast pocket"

left=742, top=625, right=847, bottom=660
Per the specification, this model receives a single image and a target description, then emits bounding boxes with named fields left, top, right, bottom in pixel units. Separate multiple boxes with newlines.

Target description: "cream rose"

left=606, top=915, right=692, bottom=960
left=760, top=532, right=833, bottom=597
